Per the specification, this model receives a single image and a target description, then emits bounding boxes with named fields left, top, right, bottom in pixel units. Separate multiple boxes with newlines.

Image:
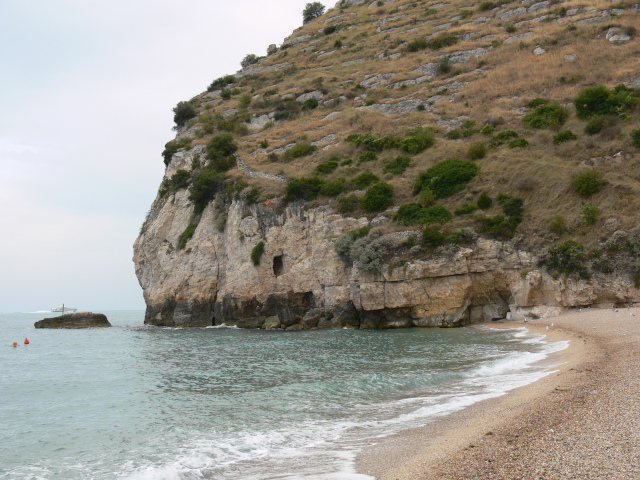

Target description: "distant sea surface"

left=0, top=310, right=567, bottom=480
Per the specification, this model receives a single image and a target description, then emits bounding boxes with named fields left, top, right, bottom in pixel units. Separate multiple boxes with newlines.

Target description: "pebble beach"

left=358, top=307, right=640, bottom=479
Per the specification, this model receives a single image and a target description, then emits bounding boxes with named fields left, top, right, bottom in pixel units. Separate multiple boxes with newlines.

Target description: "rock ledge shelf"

left=34, top=312, right=111, bottom=329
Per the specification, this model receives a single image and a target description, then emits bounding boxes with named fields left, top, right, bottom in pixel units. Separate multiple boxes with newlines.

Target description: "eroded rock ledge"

left=133, top=191, right=640, bottom=329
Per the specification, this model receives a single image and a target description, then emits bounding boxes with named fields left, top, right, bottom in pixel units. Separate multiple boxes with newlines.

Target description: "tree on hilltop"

left=303, top=2, right=325, bottom=24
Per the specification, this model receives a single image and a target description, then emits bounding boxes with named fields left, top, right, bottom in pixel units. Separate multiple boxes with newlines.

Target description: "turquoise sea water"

left=0, top=310, right=567, bottom=480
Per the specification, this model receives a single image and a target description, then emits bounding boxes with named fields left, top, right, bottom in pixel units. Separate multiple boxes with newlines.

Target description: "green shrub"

left=508, top=138, right=529, bottom=148
left=173, top=101, right=197, bottom=128
left=480, top=124, right=495, bottom=135
left=302, top=98, right=319, bottom=110
left=284, top=141, right=317, bottom=162
left=167, top=169, right=190, bottom=191
left=259, top=139, right=269, bottom=149
left=571, top=169, right=604, bottom=197
left=251, top=241, right=265, bottom=266
left=315, top=158, right=339, bottom=174
left=361, top=182, right=394, bottom=213
left=468, top=141, right=486, bottom=159
left=505, top=24, right=516, bottom=33
left=445, top=130, right=461, bottom=140
left=541, top=240, right=589, bottom=278
left=350, top=171, right=379, bottom=190
left=208, top=75, right=235, bottom=92
left=573, top=84, right=640, bottom=119
left=358, top=151, right=378, bottom=164
left=630, top=128, right=640, bottom=147
left=549, top=214, right=568, bottom=234
left=334, top=39, right=343, bottom=48
left=323, top=25, right=337, bottom=35
left=455, top=202, right=478, bottom=216
left=346, top=133, right=401, bottom=151
left=407, top=37, right=429, bottom=52
left=303, top=1, right=325, bottom=23
left=584, top=116, right=610, bottom=135
left=429, top=35, right=458, bottom=50
left=460, top=9, right=473, bottom=19
left=477, top=215, right=520, bottom=240
left=413, top=158, right=480, bottom=199
left=501, top=196, right=524, bottom=219
left=354, top=239, right=385, bottom=274
left=477, top=192, right=492, bottom=209
left=319, top=178, right=345, bottom=197
left=525, top=98, right=549, bottom=108
left=337, top=194, right=360, bottom=213
left=580, top=203, right=600, bottom=225
left=177, top=222, right=197, bottom=250
left=522, top=103, right=569, bottom=129
left=553, top=130, right=578, bottom=145
left=422, top=226, right=446, bottom=248
left=383, top=155, right=411, bottom=175
left=418, top=187, right=435, bottom=206
left=188, top=168, right=226, bottom=214
left=241, top=54, right=258, bottom=68
left=284, top=176, right=325, bottom=202
left=478, top=2, right=495, bottom=11
left=393, top=203, right=452, bottom=225
left=206, top=133, right=238, bottom=172
left=489, top=130, right=519, bottom=148
left=400, top=127, right=436, bottom=154
left=436, top=56, right=452, bottom=75
left=162, top=137, right=192, bottom=166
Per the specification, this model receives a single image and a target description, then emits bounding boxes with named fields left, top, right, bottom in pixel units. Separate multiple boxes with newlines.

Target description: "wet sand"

left=357, top=307, right=640, bottom=479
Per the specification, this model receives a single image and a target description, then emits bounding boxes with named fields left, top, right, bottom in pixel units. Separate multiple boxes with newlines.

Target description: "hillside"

left=134, top=0, right=640, bottom=328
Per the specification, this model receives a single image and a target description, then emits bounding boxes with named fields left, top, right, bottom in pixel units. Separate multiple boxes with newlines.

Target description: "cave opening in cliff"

left=273, top=255, right=283, bottom=276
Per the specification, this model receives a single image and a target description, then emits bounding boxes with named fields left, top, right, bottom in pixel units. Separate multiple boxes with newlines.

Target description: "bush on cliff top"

left=413, top=159, right=479, bottom=199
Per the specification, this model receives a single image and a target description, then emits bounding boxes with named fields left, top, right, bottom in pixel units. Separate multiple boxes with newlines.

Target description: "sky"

left=0, top=0, right=329, bottom=312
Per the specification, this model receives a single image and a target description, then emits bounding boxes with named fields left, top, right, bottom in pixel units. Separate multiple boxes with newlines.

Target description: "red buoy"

left=24, top=338, right=29, bottom=345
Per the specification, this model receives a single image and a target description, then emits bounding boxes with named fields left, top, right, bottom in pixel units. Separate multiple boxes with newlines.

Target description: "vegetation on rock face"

left=178, top=222, right=197, bottom=250
left=163, top=137, right=192, bottom=166
left=206, top=133, right=238, bottom=172
left=284, top=176, right=325, bottom=202
left=413, top=159, right=479, bottom=199
left=552, top=130, right=578, bottom=145
left=173, top=101, right=197, bottom=128
left=361, top=182, right=394, bottom=213
left=188, top=169, right=226, bottom=214
left=241, top=54, right=259, bottom=69
left=573, top=84, right=640, bottom=119
left=207, top=75, right=235, bottom=92
left=251, top=241, right=265, bottom=266
left=394, top=203, right=452, bottom=225
left=572, top=169, right=604, bottom=198
left=522, top=103, right=569, bottom=129
left=303, top=2, right=325, bottom=24
left=541, top=240, right=589, bottom=278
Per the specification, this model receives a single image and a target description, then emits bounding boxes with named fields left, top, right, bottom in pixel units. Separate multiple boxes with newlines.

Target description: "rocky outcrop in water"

left=34, top=312, right=111, bottom=329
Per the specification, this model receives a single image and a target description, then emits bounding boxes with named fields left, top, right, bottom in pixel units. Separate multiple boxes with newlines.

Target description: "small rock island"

left=34, top=312, right=111, bottom=329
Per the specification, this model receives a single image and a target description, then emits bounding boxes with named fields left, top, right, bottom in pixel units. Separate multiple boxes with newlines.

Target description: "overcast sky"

left=0, top=0, right=328, bottom=312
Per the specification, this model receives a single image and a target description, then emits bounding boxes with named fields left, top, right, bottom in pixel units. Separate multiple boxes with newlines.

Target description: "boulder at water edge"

left=34, top=312, right=111, bottom=329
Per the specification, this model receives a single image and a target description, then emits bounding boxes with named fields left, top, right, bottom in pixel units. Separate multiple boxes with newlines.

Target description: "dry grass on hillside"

left=167, top=0, right=640, bottom=255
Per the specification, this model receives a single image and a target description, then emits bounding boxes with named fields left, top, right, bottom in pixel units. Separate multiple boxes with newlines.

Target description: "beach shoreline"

left=357, top=307, right=640, bottom=479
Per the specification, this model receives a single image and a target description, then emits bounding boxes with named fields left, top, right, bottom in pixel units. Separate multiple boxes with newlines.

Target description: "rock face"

left=34, top=312, right=111, bottom=329
left=133, top=186, right=640, bottom=329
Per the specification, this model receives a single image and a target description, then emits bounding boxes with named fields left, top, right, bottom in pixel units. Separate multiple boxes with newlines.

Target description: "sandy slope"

left=358, top=307, right=640, bottom=479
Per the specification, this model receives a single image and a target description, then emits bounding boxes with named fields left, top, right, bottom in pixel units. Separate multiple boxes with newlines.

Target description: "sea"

left=0, top=310, right=568, bottom=480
